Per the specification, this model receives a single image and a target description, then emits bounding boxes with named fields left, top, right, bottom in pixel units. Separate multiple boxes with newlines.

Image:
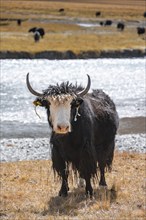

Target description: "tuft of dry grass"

left=0, top=0, right=145, bottom=54
left=0, top=151, right=145, bottom=220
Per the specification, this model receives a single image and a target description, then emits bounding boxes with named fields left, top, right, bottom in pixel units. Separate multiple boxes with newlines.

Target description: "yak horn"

left=77, top=74, right=91, bottom=96
left=26, top=73, right=43, bottom=97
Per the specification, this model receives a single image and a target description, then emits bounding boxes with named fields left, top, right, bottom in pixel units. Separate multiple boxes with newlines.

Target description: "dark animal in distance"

left=99, top=21, right=104, bottom=26
left=137, top=27, right=145, bottom=35
left=100, top=20, right=112, bottom=26
left=26, top=74, right=119, bottom=197
left=59, top=8, right=64, bottom=12
left=17, top=19, right=22, bottom=26
left=95, top=11, right=101, bottom=17
left=143, top=12, right=146, bottom=18
left=104, top=20, right=112, bottom=26
left=117, top=22, right=125, bottom=31
left=28, top=27, right=45, bottom=38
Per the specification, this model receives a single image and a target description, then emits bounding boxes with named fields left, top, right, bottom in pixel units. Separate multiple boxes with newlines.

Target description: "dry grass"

left=0, top=151, right=145, bottom=220
left=0, top=0, right=145, bottom=20
left=0, top=0, right=145, bottom=53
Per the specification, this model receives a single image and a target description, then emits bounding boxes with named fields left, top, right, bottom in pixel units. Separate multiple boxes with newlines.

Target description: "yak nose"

left=57, top=124, right=70, bottom=133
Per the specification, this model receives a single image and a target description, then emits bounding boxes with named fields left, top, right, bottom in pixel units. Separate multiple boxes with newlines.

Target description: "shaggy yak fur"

left=31, top=80, right=119, bottom=197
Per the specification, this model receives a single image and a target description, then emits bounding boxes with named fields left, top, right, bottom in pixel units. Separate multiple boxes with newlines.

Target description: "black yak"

left=104, top=20, right=112, bottom=26
left=95, top=11, right=101, bottom=17
left=28, top=27, right=45, bottom=38
left=59, top=8, right=64, bottom=12
left=137, top=27, right=145, bottom=35
left=17, top=19, right=22, bottom=26
left=117, top=22, right=125, bottom=31
left=26, top=74, right=119, bottom=197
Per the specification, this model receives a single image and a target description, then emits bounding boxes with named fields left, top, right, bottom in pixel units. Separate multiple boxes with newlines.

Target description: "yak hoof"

left=85, top=189, right=93, bottom=199
left=99, top=181, right=107, bottom=187
left=86, top=191, right=93, bottom=199
left=59, top=190, right=68, bottom=197
left=99, top=185, right=108, bottom=192
left=59, top=186, right=69, bottom=197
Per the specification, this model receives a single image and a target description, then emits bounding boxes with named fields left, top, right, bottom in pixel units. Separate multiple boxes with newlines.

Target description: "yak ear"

left=33, top=98, right=48, bottom=107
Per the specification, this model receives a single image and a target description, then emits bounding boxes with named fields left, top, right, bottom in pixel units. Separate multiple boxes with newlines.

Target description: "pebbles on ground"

left=0, top=134, right=145, bottom=163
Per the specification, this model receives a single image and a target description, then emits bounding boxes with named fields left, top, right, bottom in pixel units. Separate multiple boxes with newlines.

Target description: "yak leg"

left=99, top=163, right=107, bottom=186
left=85, top=177, right=93, bottom=198
left=52, top=147, right=69, bottom=197
left=99, top=140, right=115, bottom=186
left=59, top=168, right=69, bottom=197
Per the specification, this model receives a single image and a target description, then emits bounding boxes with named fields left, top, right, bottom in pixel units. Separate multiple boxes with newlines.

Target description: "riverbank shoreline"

left=0, top=49, right=145, bottom=59
left=1, top=117, right=146, bottom=162
left=1, top=117, right=145, bottom=139
left=0, top=133, right=145, bottom=163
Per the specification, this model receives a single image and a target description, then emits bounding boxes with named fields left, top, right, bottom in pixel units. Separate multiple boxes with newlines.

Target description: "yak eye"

left=71, top=98, right=83, bottom=107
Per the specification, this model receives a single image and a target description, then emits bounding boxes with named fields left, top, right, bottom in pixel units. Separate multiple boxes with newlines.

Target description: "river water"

left=0, top=58, right=145, bottom=161
left=1, top=58, right=145, bottom=122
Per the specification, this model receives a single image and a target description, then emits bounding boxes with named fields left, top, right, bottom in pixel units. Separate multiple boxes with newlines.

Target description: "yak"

left=104, top=20, right=112, bottom=26
left=95, top=11, right=101, bottom=17
left=28, top=27, right=45, bottom=38
left=137, top=27, right=145, bottom=35
left=17, top=19, right=22, bottom=26
left=26, top=73, right=119, bottom=197
left=117, top=22, right=125, bottom=31
left=59, top=8, right=65, bottom=12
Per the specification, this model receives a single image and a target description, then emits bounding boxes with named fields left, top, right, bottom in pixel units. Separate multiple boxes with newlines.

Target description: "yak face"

left=47, top=94, right=74, bottom=134
left=34, top=94, right=83, bottom=134
left=26, top=73, right=90, bottom=134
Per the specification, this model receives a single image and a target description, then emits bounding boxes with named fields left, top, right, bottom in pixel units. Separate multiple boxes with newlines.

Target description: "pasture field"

left=0, top=0, right=145, bottom=54
left=0, top=151, right=145, bottom=220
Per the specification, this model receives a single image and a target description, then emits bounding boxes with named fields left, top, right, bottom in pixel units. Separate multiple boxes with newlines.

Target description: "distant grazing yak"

left=28, top=27, right=45, bottom=38
left=17, top=19, right=22, bottom=26
left=137, top=27, right=145, bottom=35
left=59, top=8, right=64, bottom=12
left=95, top=11, right=101, bottom=17
left=104, top=20, right=112, bottom=26
left=117, top=22, right=125, bottom=31
left=100, top=20, right=112, bottom=26
left=26, top=74, right=119, bottom=197
left=99, top=21, right=104, bottom=26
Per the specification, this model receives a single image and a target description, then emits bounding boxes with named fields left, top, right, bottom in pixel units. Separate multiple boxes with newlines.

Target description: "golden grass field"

left=0, top=0, right=145, bottom=53
left=0, top=151, right=145, bottom=220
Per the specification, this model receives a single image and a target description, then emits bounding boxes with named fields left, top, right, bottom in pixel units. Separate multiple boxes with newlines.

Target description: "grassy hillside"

left=0, top=151, right=145, bottom=220
left=0, top=0, right=145, bottom=54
